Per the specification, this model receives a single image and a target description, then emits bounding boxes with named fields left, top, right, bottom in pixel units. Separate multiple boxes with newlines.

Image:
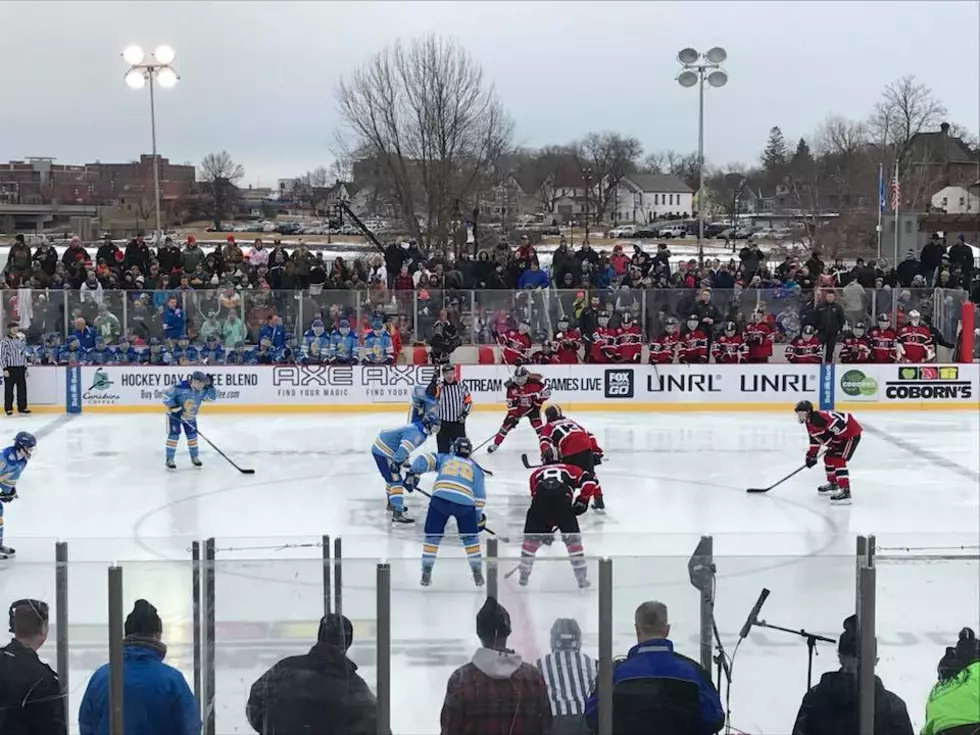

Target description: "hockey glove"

left=0, top=488, right=17, bottom=503
left=477, top=513, right=487, bottom=531
left=403, top=472, right=419, bottom=493
left=461, top=402, right=472, bottom=419
left=169, top=405, right=183, bottom=415
left=572, top=498, right=589, bottom=515
left=805, top=454, right=819, bottom=468
left=205, top=373, right=215, bottom=387
left=593, top=450, right=604, bottom=465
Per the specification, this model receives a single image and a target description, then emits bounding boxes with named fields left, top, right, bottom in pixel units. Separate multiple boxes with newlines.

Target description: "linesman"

left=0, top=598, right=66, bottom=735
left=536, top=618, right=596, bottom=735
left=430, top=363, right=472, bottom=453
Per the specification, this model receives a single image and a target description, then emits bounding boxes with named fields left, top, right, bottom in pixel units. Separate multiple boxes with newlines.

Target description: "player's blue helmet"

left=190, top=370, right=207, bottom=385
left=14, top=431, right=36, bottom=457
left=450, top=437, right=472, bottom=458
left=420, top=412, right=440, bottom=435
left=66, top=335, right=80, bottom=346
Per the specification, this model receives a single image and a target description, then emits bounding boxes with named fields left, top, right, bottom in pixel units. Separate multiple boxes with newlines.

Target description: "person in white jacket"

left=80, top=272, right=104, bottom=306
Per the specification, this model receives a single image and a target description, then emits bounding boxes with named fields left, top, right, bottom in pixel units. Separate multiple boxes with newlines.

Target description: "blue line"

left=863, top=424, right=980, bottom=483
left=34, top=413, right=76, bottom=440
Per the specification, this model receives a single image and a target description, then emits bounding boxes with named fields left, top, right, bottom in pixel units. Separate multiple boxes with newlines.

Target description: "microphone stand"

left=754, top=619, right=837, bottom=689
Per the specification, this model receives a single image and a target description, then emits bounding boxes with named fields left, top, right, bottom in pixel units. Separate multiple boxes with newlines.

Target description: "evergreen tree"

left=762, top=126, right=788, bottom=172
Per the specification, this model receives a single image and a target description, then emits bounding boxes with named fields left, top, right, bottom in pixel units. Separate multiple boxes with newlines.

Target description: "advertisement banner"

left=2, top=366, right=65, bottom=409
left=837, top=367, right=881, bottom=402
left=836, top=363, right=979, bottom=409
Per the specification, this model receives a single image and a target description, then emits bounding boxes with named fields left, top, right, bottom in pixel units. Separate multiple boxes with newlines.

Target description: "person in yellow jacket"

left=922, top=628, right=980, bottom=735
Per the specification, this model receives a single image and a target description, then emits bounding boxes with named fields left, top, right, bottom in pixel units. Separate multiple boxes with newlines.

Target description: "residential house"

left=479, top=174, right=534, bottom=223
left=904, top=122, right=978, bottom=208
left=610, top=174, right=694, bottom=222
left=931, top=184, right=979, bottom=214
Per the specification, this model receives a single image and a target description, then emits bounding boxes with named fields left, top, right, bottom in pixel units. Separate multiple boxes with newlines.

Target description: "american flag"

left=890, top=166, right=901, bottom=212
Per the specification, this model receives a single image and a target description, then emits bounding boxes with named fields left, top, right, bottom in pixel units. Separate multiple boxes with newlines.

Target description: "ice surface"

left=2, top=410, right=977, bottom=734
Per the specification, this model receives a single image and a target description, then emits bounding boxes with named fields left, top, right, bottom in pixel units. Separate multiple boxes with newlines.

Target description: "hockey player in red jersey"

left=786, top=325, right=823, bottom=364
left=538, top=404, right=606, bottom=511
left=743, top=310, right=774, bottom=363
left=678, top=315, right=709, bottom=364
left=796, top=400, right=862, bottom=504
left=529, top=341, right=560, bottom=365
left=553, top=316, right=582, bottom=364
left=868, top=314, right=898, bottom=363
left=519, top=462, right=594, bottom=588
left=498, top=321, right=532, bottom=365
left=896, top=309, right=935, bottom=363
left=616, top=312, right=643, bottom=363
left=649, top=317, right=680, bottom=364
left=711, top=322, right=747, bottom=364
left=586, top=314, right=619, bottom=364
left=486, top=365, right=551, bottom=453
left=839, top=323, right=872, bottom=363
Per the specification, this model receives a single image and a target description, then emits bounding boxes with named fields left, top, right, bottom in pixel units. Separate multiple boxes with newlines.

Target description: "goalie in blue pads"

left=404, top=437, right=487, bottom=588
left=371, top=413, right=440, bottom=524
left=0, top=431, right=36, bottom=559
left=163, top=371, right=218, bottom=469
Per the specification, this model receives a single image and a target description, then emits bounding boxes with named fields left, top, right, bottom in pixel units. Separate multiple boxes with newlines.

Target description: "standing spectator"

left=791, top=615, right=912, bottom=735
left=93, top=304, right=122, bottom=343
left=811, top=289, right=846, bottom=362
left=4, top=234, right=33, bottom=279
left=518, top=261, right=550, bottom=290
left=124, top=234, right=151, bottom=275
left=221, top=309, right=248, bottom=348
left=922, top=627, right=980, bottom=735
left=79, top=599, right=199, bottom=735
left=739, top=240, right=766, bottom=280
left=79, top=271, right=104, bottom=306
left=61, top=237, right=91, bottom=272
left=585, top=601, right=723, bottom=735
left=180, top=236, right=205, bottom=273
left=161, top=296, right=186, bottom=341
left=919, top=233, right=947, bottom=278
left=692, top=288, right=721, bottom=337
left=537, top=618, right=596, bottom=735
left=249, top=239, right=270, bottom=269
left=896, top=250, right=920, bottom=287
left=441, top=596, right=552, bottom=735
left=0, top=598, right=66, bottom=735
left=840, top=278, right=867, bottom=327
left=32, top=238, right=58, bottom=278
left=221, top=235, right=245, bottom=270
left=246, top=613, right=377, bottom=735
left=947, top=233, right=974, bottom=283
left=1, top=321, right=30, bottom=416
left=95, top=235, right=120, bottom=267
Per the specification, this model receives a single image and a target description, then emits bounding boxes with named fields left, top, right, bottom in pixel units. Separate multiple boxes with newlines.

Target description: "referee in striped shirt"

left=1, top=322, right=30, bottom=416
left=537, top=618, right=596, bottom=735
left=431, top=363, right=471, bottom=453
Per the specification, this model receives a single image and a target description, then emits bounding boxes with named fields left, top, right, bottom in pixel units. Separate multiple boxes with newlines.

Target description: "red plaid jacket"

left=441, top=648, right=553, bottom=735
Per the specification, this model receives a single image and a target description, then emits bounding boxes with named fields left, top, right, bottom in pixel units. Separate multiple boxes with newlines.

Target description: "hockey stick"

left=473, top=435, right=496, bottom=452
left=521, top=453, right=541, bottom=470
left=505, top=527, right=560, bottom=579
left=413, top=487, right=510, bottom=543
left=746, top=450, right=826, bottom=494
left=182, top=420, right=255, bottom=474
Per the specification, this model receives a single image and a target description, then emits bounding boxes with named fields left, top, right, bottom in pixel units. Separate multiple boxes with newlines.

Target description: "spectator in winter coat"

left=79, top=599, right=199, bottom=735
left=575, top=243, right=599, bottom=268
left=442, top=596, right=552, bottom=735
left=810, top=289, right=846, bottom=361
left=919, top=234, right=947, bottom=278
left=80, top=272, right=104, bottom=306
left=739, top=241, right=765, bottom=279
left=62, top=237, right=91, bottom=271
left=791, top=615, right=912, bottom=735
left=922, top=627, right=980, bottom=735
left=32, top=240, right=59, bottom=277
left=518, top=262, right=550, bottom=290
left=124, top=235, right=151, bottom=274
left=551, top=240, right=577, bottom=286
left=947, top=234, right=975, bottom=281
left=609, top=244, right=629, bottom=276
left=5, top=234, right=33, bottom=277
left=221, top=309, right=248, bottom=348
left=161, top=296, right=186, bottom=340
left=840, top=279, right=867, bottom=326
left=895, top=250, right=921, bottom=287
left=95, top=236, right=120, bottom=267
left=586, top=601, right=723, bottom=735
left=180, top=238, right=206, bottom=273
left=247, top=613, right=378, bottom=735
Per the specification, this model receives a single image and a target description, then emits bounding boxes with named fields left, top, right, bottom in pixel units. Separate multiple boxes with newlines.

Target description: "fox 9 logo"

left=604, top=369, right=634, bottom=399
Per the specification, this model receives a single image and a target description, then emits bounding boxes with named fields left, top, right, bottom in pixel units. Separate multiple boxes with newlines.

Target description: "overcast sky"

left=1, top=1, right=977, bottom=186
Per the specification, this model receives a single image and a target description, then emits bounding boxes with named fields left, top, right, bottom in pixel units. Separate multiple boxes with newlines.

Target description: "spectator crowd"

left=1, top=230, right=976, bottom=366
left=3, top=594, right=978, bottom=735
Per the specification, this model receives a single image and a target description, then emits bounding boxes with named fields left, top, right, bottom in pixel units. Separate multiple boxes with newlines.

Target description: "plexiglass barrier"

left=2, top=535, right=976, bottom=734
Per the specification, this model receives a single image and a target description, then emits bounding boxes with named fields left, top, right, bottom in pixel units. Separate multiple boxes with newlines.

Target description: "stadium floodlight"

left=156, top=67, right=178, bottom=88
left=153, top=45, right=175, bottom=65
left=124, top=69, right=146, bottom=89
left=707, top=70, right=728, bottom=88
left=123, top=45, right=145, bottom=65
left=677, top=70, right=699, bottom=88
left=677, top=48, right=700, bottom=65
left=705, top=46, right=727, bottom=64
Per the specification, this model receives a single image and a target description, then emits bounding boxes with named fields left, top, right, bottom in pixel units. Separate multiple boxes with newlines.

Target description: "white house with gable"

left=931, top=183, right=979, bottom=214
left=609, top=174, right=694, bottom=223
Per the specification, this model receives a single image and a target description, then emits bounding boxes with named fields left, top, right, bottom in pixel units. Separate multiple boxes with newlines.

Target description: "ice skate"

left=166, top=459, right=176, bottom=470
left=0, top=545, right=16, bottom=559
left=391, top=510, right=414, bottom=524
left=472, top=568, right=485, bottom=587
left=385, top=500, right=394, bottom=513
left=486, top=443, right=499, bottom=454
left=574, top=568, right=591, bottom=589
left=830, top=488, right=852, bottom=505
left=518, top=569, right=531, bottom=587
left=817, top=482, right=837, bottom=495
left=191, top=457, right=203, bottom=468
left=592, top=495, right=605, bottom=512
left=420, top=568, right=432, bottom=587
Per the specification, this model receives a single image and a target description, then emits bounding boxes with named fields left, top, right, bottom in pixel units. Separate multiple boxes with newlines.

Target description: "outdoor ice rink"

left=3, top=409, right=978, bottom=734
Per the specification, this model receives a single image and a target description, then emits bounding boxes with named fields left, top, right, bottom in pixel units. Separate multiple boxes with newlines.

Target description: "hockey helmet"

left=190, top=371, right=207, bottom=389
left=420, top=412, right=441, bottom=435
left=450, top=437, right=472, bottom=458
left=14, top=431, right=37, bottom=458
left=544, top=405, right=564, bottom=423
left=622, top=311, right=633, bottom=324
left=686, top=314, right=700, bottom=329
left=794, top=400, right=814, bottom=424
left=852, top=322, right=867, bottom=337
left=518, top=321, right=531, bottom=334
left=724, top=321, right=736, bottom=335
left=664, top=317, right=679, bottom=334
left=802, top=324, right=816, bottom=337
left=550, top=617, right=582, bottom=652
left=513, top=365, right=530, bottom=385
left=877, top=313, right=890, bottom=326
left=907, top=309, right=921, bottom=324
left=557, top=315, right=569, bottom=329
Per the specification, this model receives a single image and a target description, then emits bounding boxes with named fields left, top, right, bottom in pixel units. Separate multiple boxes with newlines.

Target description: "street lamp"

left=677, top=46, right=728, bottom=265
left=582, top=167, right=593, bottom=245
left=123, top=44, right=179, bottom=241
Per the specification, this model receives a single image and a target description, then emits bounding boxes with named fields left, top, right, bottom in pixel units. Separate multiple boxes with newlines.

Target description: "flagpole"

left=876, top=162, right=883, bottom=262
left=892, top=161, right=900, bottom=269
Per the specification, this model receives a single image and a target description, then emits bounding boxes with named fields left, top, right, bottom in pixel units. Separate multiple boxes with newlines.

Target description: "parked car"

left=703, top=223, right=729, bottom=238
left=633, top=225, right=660, bottom=238
left=658, top=225, right=686, bottom=238
left=608, top=224, right=638, bottom=238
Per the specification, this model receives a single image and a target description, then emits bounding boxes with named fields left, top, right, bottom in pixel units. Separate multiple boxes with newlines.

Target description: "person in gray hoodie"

left=441, top=597, right=553, bottom=735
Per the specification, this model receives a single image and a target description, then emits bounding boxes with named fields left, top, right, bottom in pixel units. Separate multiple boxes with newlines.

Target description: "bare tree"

left=573, top=132, right=642, bottom=222
left=292, top=166, right=332, bottom=215
left=199, top=151, right=244, bottom=228
left=328, top=155, right=354, bottom=183
left=639, top=152, right=666, bottom=174
left=336, top=34, right=513, bottom=252
left=704, top=165, right=750, bottom=225
left=519, top=145, right=572, bottom=214
left=867, top=75, right=947, bottom=164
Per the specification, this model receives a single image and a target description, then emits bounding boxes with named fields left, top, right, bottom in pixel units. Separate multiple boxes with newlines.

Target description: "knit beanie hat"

left=317, top=613, right=353, bottom=650
left=476, top=596, right=511, bottom=642
left=125, top=599, right=163, bottom=637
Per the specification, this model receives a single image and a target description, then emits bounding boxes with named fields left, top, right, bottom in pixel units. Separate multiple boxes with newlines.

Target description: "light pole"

left=677, top=47, right=728, bottom=265
left=123, top=44, right=179, bottom=241
left=582, top=167, right=593, bottom=245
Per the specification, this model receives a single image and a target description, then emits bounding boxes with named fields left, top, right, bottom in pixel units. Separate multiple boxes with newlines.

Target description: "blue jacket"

left=585, top=638, right=723, bottom=735
left=79, top=642, right=200, bottom=735
left=258, top=323, right=285, bottom=349
left=162, top=305, right=186, bottom=339
left=73, top=325, right=98, bottom=351
left=518, top=268, right=550, bottom=289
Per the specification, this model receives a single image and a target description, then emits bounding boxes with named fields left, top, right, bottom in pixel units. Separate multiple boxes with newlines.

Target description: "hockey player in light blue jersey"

left=0, top=431, right=37, bottom=558
left=409, top=383, right=439, bottom=424
left=163, top=371, right=218, bottom=469
left=361, top=320, right=394, bottom=365
left=371, top=413, right=440, bottom=525
left=329, top=320, right=358, bottom=364
left=303, top=319, right=330, bottom=359
left=404, top=437, right=487, bottom=587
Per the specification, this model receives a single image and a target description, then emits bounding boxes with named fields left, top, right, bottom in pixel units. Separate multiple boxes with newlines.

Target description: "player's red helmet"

left=545, top=405, right=563, bottom=423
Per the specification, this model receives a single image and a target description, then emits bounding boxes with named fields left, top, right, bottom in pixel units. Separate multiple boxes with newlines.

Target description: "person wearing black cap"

left=1, top=320, right=30, bottom=416
left=791, top=614, right=913, bottom=735
left=442, top=596, right=552, bottom=735
left=0, top=598, right=66, bottom=735
left=430, top=363, right=472, bottom=453
left=79, top=599, right=199, bottom=735
left=246, top=612, right=378, bottom=735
